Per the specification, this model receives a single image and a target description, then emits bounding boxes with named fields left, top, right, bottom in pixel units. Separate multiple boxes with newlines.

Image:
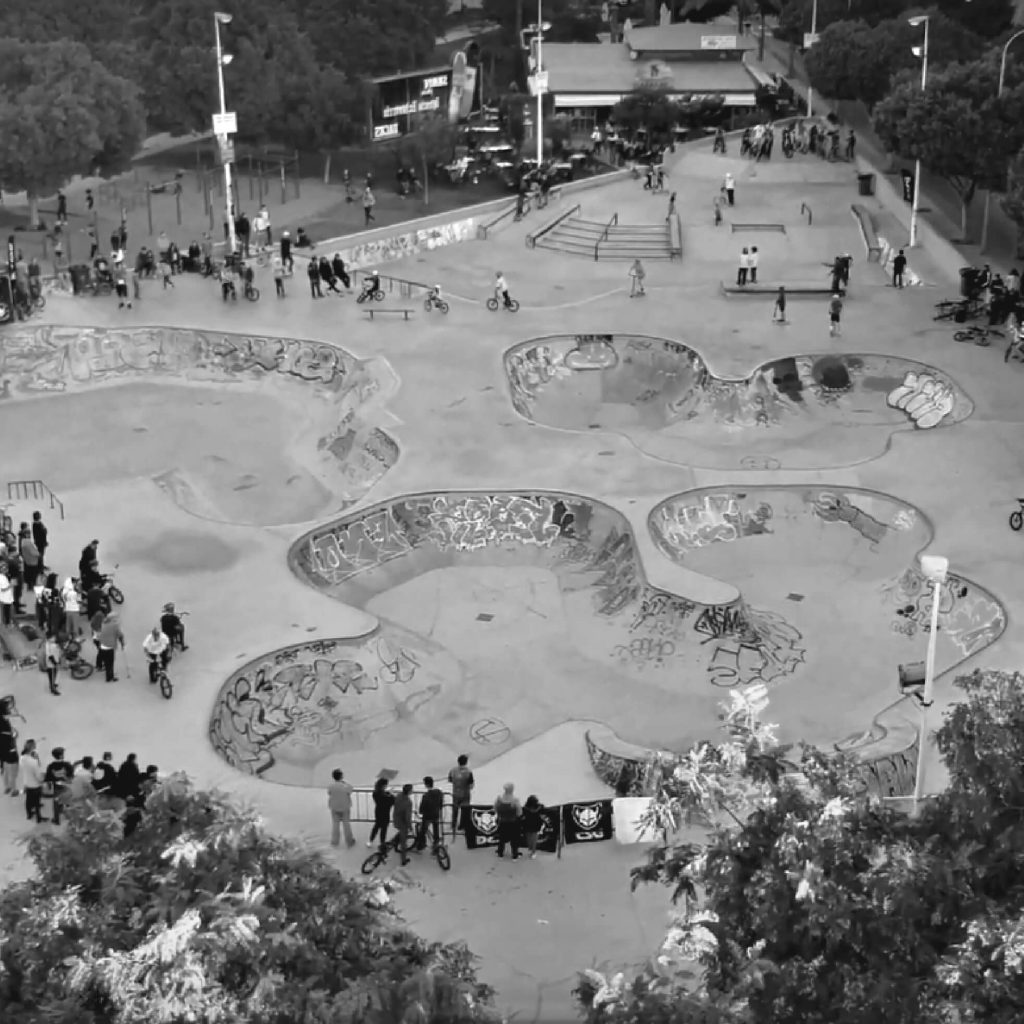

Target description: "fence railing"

left=349, top=786, right=455, bottom=829
left=526, top=202, right=581, bottom=249
left=476, top=201, right=519, bottom=240
left=594, top=212, right=619, bottom=261
left=8, top=480, right=64, bottom=520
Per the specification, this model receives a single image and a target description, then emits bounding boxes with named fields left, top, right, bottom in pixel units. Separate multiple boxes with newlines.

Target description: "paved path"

left=1, top=132, right=1023, bottom=1022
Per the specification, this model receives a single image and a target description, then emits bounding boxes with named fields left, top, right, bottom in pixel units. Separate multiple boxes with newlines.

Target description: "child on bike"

left=495, top=271, right=511, bottom=308
left=362, top=270, right=381, bottom=299
left=142, top=626, right=171, bottom=683
left=428, top=284, right=443, bottom=308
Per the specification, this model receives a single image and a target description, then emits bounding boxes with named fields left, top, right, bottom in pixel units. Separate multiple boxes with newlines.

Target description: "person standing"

left=69, top=756, right=97, bottom=802
left=85, top=188, right=94, bottom=213
left=319, top=255, right=342, bottom=295
left=829, top=293, right=844, bottom=337
left=87, top=225, right=99, bottom=259
left=416, top=776, right=444, bottom=851
left=748, top=245, right=759, bottom=284
left=117, top=752, right=142, bottom=803
left=0, top=702, right=19, bottom=795
left=713, top=194, right=723, bottom=227
left=522, top=794, right=545, bottom=859
left=57, top=190, right=67, bottom=224
left=307, top=258, right=322, bottom=299
left=367, top=777, right=395, bottom=849
left=331, top=253, right=350, bottom=289
left=392, top=783, right=413, bottom=865
left=19, top=739, right=46, bottom=823
left=45, top=747, right=73, bottom=825
left=0, top=560, right=14, bottom=625
left=628, top=258, right=646, bottom=298
left=20, top=528, right=40, bottom=591
left=327, top=768, right=355, bottom=847
left=280, top=230, right=293, bottom=272
left=238, top=211, right=251, bottom=256
left=892, top=248, right=907, bottom=289
left=362, top=186, right=376, bottom=226
left=723, top=172, right=735, bottom=206
left=772, top=286, right=787, bottom=324
left=736, top=247, right=749, bottom=287
left=62, top=577, right=83, bottom=636
left=32, top=512, right=48, bottom=571
left=666, top=191, right=676, bottom=220
left=272, top=253, right=285, bottom=297
left=447, top=754, right=475, bottom=834
left=494, top=783, right=522, bottom=860
left=160, top=258, right=174, bottom=289
left=42, top=633, right=60, bottom=695
left=96, top=611, right=125, bottom=682
left=845, top=129, right=856, bottom=161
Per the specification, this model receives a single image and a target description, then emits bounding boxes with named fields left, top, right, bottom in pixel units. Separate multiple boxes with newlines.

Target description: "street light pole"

left=806, top=0, right=818, bottom=118
left=908, top=15, right=929, bottom=248
left=912, top=554, right=949, bottom=816
left=980, top=28, right=1024, bottom=253
left=214, top=11, right=237, bottom=258
left=535, top=0, right=544, bottom=168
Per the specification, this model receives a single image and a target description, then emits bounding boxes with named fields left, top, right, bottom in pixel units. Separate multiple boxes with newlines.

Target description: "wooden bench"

left=364, top=308, right=413, bottom=321
left=850, top=204, right=883, bottom=262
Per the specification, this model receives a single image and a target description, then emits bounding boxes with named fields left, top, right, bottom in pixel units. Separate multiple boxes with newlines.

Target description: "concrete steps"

left=535, top=215, right=677, bottom=261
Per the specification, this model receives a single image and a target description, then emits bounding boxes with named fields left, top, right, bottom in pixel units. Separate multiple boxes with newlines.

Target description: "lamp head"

left=912, top=45, right=923, bottom=58
left=215, top=11, right=233, bottom=24
left=221, top=53, right=234, bottom=65
left=908, top=14, right=928, bottom=27
left=920, top=554, right=949, bottom=582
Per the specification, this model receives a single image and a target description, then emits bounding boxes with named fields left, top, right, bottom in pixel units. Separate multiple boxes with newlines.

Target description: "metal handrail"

left=476, top=201, right=519, bottom=240
left=526, top=202, right=581, bottom=249
left=8, top=480, right=64, bottom=520
left=594, top=212, right=619, bottom=261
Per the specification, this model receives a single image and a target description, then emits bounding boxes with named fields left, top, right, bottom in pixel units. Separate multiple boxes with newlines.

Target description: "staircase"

left=535, top=215, right=678, bottom=261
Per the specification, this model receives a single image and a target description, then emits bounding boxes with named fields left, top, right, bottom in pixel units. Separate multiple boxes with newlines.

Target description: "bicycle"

left=60, top=637, right=93, bottom=680
left=356, top=286, right=385, bottom=304
left=360, top=832, right=414, bottom=874
left=243, top=280, right=260, bottom=302
left=147, top=654, right=173, bottom=699
left=423, top=294, right=450, bottom=314
left=954, top=324, right=1001, bottom=346
left=412, top=828, right=451, bottom=871
left=513, top=195, right=533, bottom=221
left=486, top=295, right=520, bottom=313
left=1010, top=498, right=1024, bottom=532
left=934, top=297, right=984, bottom=322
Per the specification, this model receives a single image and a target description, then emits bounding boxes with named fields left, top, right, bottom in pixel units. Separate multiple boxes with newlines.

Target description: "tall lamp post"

left=528, top=2, right=551, bottom=168
left=911, top=554, right=949, bottom=816
left=214, top=11, right=238, bottom=258
left=908, top=14, right=929, bottom=248
left=980, top=28, right=1024, bottom=253
left=806, top=0, right=818, bottom=118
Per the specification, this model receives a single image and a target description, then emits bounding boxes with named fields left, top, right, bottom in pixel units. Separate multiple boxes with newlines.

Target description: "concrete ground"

left=1, top=134, right=1023, bottom=1022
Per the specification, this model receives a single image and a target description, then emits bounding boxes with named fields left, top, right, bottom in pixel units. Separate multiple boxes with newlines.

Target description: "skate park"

left=0, top=132, right=1022, bottom=1019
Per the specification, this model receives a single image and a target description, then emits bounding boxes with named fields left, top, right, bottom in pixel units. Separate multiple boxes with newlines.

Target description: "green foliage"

left=545, top=114, right=574, bottom=157
left=874, top=59, right=1024, bottom=236
left=1000, top=147, right=1024, bottom=236
left=0, top=774, right=500, bottom=1024
left=0, top=38, right=144, bottom=222
left=611, top=86, right=683, bottom=141
left=575, top=672, right=1024, bottom=1024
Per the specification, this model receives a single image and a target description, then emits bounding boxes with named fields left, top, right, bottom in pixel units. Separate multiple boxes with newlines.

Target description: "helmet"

left=162, top=602, right=175, bottom=613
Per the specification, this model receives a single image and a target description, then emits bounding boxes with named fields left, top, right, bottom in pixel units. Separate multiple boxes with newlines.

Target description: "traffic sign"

left=803, top=32, right=820, bottom=48
left=212, top=111, right=237, bottom=136
left=531, top=71, right=548, bottom=95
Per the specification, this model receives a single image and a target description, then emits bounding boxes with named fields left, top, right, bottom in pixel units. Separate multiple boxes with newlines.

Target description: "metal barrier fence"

left=8, top=480, right=65, bottom=520
left=349, top=786, right=456, bottom=832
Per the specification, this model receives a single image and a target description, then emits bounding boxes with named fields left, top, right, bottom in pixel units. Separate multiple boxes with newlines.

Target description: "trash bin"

left=960, top=266, right=979, bottom=299
left=857, top=172, right=875, bottom=196
left=69, top=264, right=89, bottom=296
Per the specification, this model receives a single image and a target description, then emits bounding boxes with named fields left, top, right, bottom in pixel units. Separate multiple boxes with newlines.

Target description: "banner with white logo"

left=463, top=803, right=578, bottom=853
left=561, top=800, right=614, bottom=844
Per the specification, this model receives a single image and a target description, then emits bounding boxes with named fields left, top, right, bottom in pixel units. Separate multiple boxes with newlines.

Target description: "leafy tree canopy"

left=575, top=672, right=1024, bottom=1024
left=874, top=58, right=1024, bottom=237
left=0, top=38, right=144, bottom=225
left=0, top=773, right=500, bottom=1024
left=611, top=86, right=684, bottom=140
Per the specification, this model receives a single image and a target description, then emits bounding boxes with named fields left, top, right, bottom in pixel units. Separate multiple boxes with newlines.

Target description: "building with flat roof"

left=544, top=21, right=761, bottom=133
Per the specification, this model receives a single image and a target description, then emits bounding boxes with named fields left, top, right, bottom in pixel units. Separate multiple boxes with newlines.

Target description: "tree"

left=574, top=671, right=1024, bottom=1024
left=1000, top=146, right=1024, bottom=258
left=396, top=113, right=459, bottom=206
left=0, top=773, right=500, bottom=1024
left=611, top=86, right=682, bottom=145
left=0, top=39, right=144, bottom=227
left=874, top=59, right=1024, bottom=239
left=498, top=90, right=529, bottom=153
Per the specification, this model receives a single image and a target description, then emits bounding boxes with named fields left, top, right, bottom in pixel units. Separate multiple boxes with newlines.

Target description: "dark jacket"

left=372, top=789, right=395, bottom=825
left=45, top=758, right=73, bottom=793
left=117, top=759, right=142, bottom=800
left=393, top=792, right=413, bottom=831
left=419, top=787, right=443, bottom=822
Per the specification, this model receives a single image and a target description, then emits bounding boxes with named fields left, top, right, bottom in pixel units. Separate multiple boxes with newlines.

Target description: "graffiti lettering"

left=339, top=217, right=475, bottom=272
left=613, top=637, right=678, bottom=667
left=812, top=491, right=889, bottom=545
left=653, top=494, right=773, bottom=554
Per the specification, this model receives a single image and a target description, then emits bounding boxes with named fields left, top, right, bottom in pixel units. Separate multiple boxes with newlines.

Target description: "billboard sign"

left=701, top=35, right=737, bottom=49
left=371, top=67, right=453, bottom=143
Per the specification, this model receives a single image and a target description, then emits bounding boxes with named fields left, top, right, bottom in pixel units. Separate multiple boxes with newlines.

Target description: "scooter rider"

left=142, top=626, right=171, bottom=683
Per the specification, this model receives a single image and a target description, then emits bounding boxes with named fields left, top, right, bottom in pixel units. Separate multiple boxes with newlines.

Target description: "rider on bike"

left=142, top=625, right=171, bottom=683
left=495, top=272, right=512, bottom=308
left=428, top=284, right=443, bottom=308
left=160, top=603, right=188, bottom=650
left=361, top=270, right=381, bottom=299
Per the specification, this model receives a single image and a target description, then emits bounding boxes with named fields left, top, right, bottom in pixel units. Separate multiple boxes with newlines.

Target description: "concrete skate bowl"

left=0, top=325, right=399, bottom=526
left=649, top=485, right=1007, bottom=787
left=207, top=489, right=820, bottom=787
left=504, top=335, right=974, bottom=470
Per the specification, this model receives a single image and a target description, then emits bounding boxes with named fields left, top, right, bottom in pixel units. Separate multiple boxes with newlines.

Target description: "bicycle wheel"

left=507, top=299, right=520, bottom=312
left=953, top=331, right=973, bottom=343
left=246, top=287, right=260, bottom=302
left=361, top=850, right=385, bottom=875
left=33, top=294, right=46, bottom=311
left=423, top=297, right=434, bottom=311
left=158, top=672, right=173, bottom=699
left=373, top=289, right=384, bottom=302
left=486, top=296, right=498, bottom=311
left=434, top=844, right=451, bottom=871
left=108, top=585, right=124, bottom=605
left=1011, top=511, right=1023, bottom=532
left=438, top=301, right=449, bottom=314
left=70, top=660, right=93, bottom=680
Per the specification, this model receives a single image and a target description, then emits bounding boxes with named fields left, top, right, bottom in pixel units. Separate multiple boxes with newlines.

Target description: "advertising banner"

left=561, top=800, right=614, bottom=844
left=371, top=67, right=453, bottom=143
left=463, top=803, right=561, bottom=853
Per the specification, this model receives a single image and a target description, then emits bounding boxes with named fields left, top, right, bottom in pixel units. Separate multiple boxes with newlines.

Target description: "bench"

left=364, top=308, right=413, bottom=321
left=730, top=223, right=787, bottom=234
left=851, top=204, right=883, bottom=262
left=720, top=281, right=844, bottom=297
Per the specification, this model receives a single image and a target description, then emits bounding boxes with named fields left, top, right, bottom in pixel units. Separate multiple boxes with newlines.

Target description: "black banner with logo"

left=463, top=804, right=562, bottom=853
left=561, top=800, right=614, bottom=844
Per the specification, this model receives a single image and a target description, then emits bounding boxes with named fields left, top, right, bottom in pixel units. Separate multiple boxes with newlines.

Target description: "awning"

left=554, top=91, right=757, bottom=109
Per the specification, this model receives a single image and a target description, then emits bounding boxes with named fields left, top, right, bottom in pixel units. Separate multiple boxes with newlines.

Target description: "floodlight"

left=908, top=14, right=928, bottom=27
left=920, top=554, right=949, bottom=582
left=215, top=11, right=233, bottom=24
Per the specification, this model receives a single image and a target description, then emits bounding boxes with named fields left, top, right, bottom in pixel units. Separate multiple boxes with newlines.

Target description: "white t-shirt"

left=143, top=631, right=170, bottom=657
left=0, top=573, right=12, bottom=605
left=19, top=754, right=45, bottom=789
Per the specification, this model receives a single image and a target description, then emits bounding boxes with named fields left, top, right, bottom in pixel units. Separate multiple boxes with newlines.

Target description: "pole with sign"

left=6, top=235, right=16, bottom=317
left=213, top=12, right=238, bottom=258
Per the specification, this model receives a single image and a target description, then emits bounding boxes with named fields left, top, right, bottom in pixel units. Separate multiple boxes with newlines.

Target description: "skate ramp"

left=209, top=488, right=1003, bottom=786
left=504, top=335, right=973, bottom=470
left=0, top=325, right=399, bottom=525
